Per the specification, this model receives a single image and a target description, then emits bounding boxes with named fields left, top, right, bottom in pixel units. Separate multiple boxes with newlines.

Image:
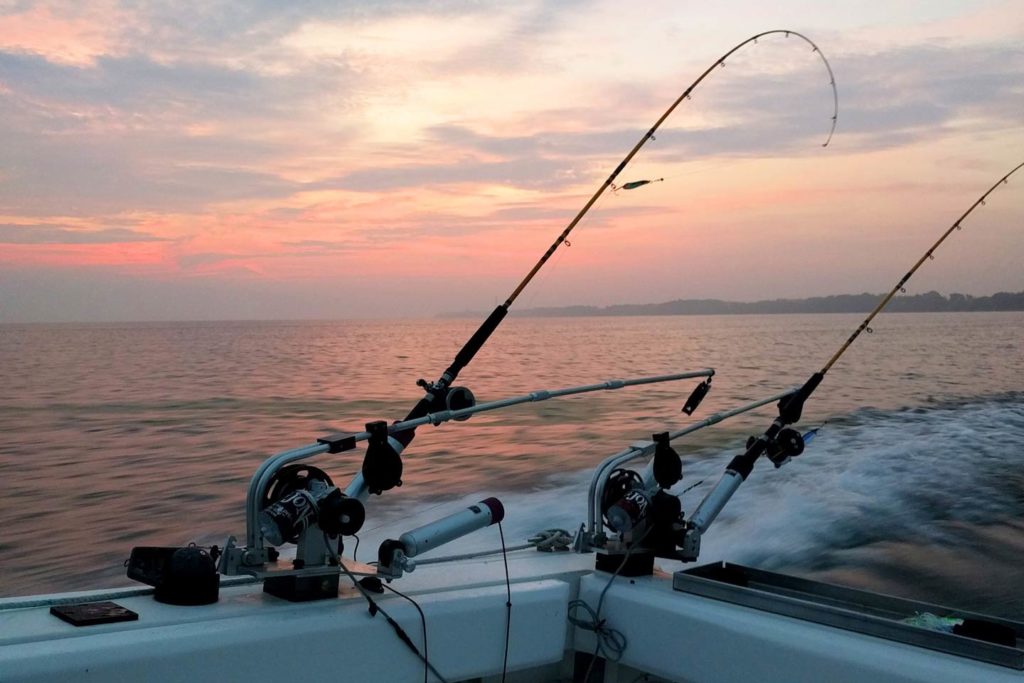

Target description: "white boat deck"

left=0, top=551, right=588, bottom=682
left=1, top=551, right=1019, bottom=682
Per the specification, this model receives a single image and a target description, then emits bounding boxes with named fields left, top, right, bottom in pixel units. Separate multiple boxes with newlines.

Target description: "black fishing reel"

left=362, top=382, right=478, bottom=495
left=259, top=464, right=365, bottom=545
left=446, top=386, right=475, bottom=416
left=758, top=427, right=805, bottom=467
left=416, top=378, right=477, bottom=418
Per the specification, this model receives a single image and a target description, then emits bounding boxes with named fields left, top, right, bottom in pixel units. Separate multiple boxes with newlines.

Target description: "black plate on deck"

left=50, top=601, right=139, bottom=627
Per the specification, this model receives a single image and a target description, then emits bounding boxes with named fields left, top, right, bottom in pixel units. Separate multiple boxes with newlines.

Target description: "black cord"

left=498, top=522, right=512, bottom=683
left=328, top=532, right=449, bottom=683
left=351, top=533, right=360, bottom=562
left=383, top=584, right=430, bottom=683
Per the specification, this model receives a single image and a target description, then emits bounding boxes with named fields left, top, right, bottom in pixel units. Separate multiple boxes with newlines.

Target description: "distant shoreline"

left=4, top=291, right=1023, bottom=325
left=441, top=290, right=1024, bottom=318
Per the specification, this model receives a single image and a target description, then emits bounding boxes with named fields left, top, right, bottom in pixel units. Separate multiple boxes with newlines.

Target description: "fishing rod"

left=682, top=160, right=1024, bottom=550
left=353, top=30, right=840, bottom=499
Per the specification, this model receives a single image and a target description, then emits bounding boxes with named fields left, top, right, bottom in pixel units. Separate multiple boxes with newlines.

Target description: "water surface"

left=1, top=313, right=1022, bottom=617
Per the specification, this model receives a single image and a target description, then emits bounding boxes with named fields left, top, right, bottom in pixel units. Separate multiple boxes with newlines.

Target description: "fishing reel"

left=755, top=427, right=805, bottom=468
left=416, top=378, right=477, bottom=418
left=259, top=464, right=365, bottom=545
left=361, top=382, right=478, bottom=495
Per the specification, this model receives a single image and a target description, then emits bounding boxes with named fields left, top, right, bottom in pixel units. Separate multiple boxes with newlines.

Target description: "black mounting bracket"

left=361, top=420, right=403, bottom=495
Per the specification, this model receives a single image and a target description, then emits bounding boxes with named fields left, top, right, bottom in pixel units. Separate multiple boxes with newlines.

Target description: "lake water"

left=1, top=313, right=1022, bottom=618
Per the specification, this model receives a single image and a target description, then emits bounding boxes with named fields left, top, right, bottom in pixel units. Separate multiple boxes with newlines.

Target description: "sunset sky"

left=1, top=0, right=1021, bottom=321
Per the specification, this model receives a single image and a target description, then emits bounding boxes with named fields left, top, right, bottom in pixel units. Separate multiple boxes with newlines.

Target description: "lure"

left=902, top=613, right=963, bottom=633
left=613, top=178, right=664, bottom=192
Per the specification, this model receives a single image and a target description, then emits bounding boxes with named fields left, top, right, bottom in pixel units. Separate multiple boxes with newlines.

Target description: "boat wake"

left=358, top=392, right=1024, bottom=616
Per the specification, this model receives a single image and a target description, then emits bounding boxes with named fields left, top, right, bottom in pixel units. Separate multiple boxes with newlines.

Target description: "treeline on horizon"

left=445, top=290, right=1024, bottom=318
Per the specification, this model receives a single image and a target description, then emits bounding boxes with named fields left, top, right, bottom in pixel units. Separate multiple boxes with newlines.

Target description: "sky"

left=0, top=0, right=1022, bottom=321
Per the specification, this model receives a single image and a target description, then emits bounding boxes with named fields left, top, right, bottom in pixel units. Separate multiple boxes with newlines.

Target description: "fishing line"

left=675, top=478, right=706, bottom=497
left=363, top=31, right=840, bottom=498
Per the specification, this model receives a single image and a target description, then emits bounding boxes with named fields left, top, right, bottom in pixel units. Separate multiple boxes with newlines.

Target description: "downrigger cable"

left=351, top=30, right=840, bottom=498
left=687, top=160, right=1024, bottom=537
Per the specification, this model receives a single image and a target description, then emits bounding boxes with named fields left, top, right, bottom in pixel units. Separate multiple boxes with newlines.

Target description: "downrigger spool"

left=257, top=464, right=366, bottom=601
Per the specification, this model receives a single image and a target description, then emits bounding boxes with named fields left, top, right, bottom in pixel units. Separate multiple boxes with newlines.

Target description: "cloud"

left=1, top=1, right=490, bottom=67
left=0, top=134, right=306, bottom=215
left=0, top=223, right=167, bottom=243
left=304, top=203, right=662, bottom=242
left=175, top=238, right=388, bottom=270
left=687, top=41, right=1024, bottom=150
left=427, top=124, right=640, bottom=159
left=0, top=47, right=362, bottom=134
left=325, top=156, right=585, bottom=192
left=1, top=2, right=1022, bottom=321
left=407, top=40, right=1024, bottom=167
left=0, top=44, right=360, bottom=214
left=3, top=7, right=1017, bottom=219
left=426, top=1, right=585, bottom=77
left=281, top=238, right=383, bottom=251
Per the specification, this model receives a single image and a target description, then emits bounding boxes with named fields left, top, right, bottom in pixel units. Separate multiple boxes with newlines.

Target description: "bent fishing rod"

left=683, top=160, right=1024, bottom=546
left=351, top=30, right=839, bottom=499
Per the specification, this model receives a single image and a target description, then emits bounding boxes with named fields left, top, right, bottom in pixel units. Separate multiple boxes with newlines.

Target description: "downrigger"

left=587, top=382, right=809, bottom=575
